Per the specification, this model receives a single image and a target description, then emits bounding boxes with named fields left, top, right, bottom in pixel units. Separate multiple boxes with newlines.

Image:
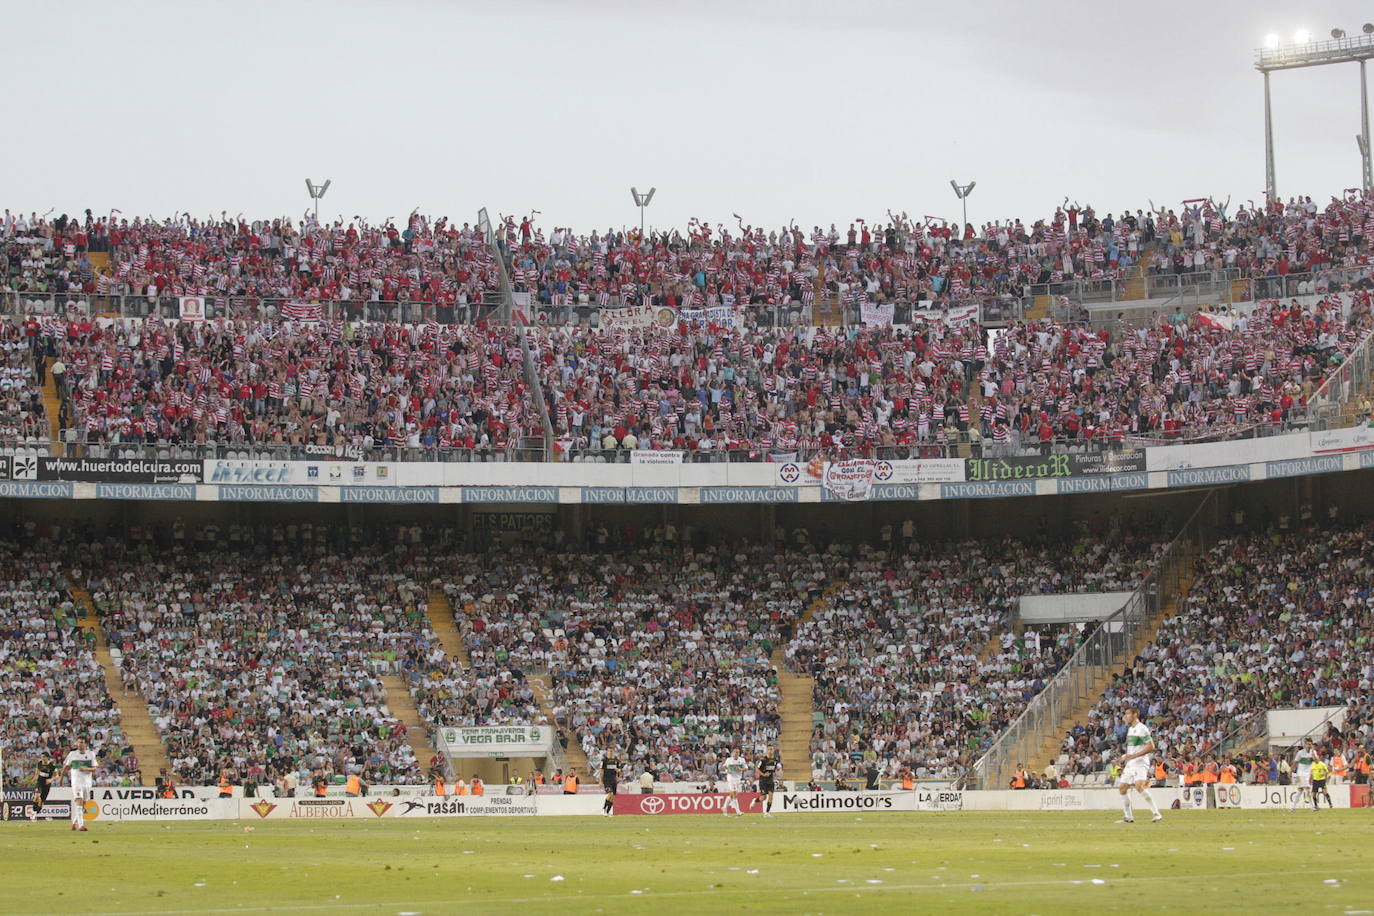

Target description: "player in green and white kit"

left=1287, top=740, right=1317, bottom=812
left=61, top=738, right=98, bottom=832
left=721, top=748, right=747, bottom=816
left=1115, top=707, right=1163, bottom=823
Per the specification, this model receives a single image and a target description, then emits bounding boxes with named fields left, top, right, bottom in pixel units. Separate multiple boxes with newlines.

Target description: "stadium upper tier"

left=3, top=195, right=1374, bottom=462
left=3, top=194, right=1373, bottom=313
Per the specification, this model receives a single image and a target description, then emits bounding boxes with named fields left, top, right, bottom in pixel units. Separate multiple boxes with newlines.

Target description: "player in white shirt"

left=1115, top=707, right=1163, bottom=823
left=1287, top=739, right=1317, bottom=812
left=62, top=738, right=98, bottom=831
left=721, top=748, right=747, bottom=816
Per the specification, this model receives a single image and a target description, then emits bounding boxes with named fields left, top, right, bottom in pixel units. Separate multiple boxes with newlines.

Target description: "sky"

left=3, top=0, right=1372, bottom=232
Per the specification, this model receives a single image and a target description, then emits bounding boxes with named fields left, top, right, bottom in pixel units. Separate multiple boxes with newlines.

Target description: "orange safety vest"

left=1154, top=763, right=1167, bottom=782
left=218, top=777, right=233, bottom=796
left=1201, top=764, right=1219, bottom=784
left=901, top=775, right=914, bottom=790
left=471, top=780, right=484, bottom=796
left=1333, top=755, right=1348, bottom=778
left=314, top=781, right=327, bottom=797
left=534, top=773, right=546, bottom=785
left=1358, top=755, right=1371, bottom=775
left=435, top=776, right=446, bottom=797
left=1182, top=763, right=1196, bottom=786
left=346, top=775, right=362, bottom=795
left=455, top=780, right=468, bottom=795
left=563, top=774, right=579, bottom=794
left=1220, top=765, right=1237, bottom=784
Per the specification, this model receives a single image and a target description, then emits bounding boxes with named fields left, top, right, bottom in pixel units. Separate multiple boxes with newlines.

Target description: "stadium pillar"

left=1362, top=59, right=1372, bottom=193
left=1264, top=70, right=1277, bottom=204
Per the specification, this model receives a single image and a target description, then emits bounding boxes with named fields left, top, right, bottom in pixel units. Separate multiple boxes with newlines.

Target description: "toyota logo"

left=640, top=795, right=665, bottom=814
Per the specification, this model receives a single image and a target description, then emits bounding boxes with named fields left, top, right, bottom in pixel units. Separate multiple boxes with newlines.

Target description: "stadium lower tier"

left=3, top=520, right=1173, bottom=789
left=1060, top=520, right=1374, bottom=785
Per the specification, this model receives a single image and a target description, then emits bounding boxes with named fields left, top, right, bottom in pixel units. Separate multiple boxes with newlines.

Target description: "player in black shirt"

left=33, top=755, right=56, bottom=812
left=757, top=748, right=780, bottom=817
left=601, top=753, right=619, bottom=816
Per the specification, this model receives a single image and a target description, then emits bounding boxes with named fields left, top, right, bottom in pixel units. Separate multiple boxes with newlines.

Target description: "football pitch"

left=3, top=811, right=1372, bottom=914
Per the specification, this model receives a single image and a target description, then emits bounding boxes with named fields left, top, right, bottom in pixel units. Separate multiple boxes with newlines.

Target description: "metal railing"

left=1031, top=264, right=1374, bottom=310
left=1308, top=320, right=1374, bottom=431
left=55, top=437, right=546, bottom=464
left=969, top=490, right=1218, bottom=790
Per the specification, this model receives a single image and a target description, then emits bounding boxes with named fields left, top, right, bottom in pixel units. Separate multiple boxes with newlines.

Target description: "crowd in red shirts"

left=533, top=293, right=1368, bottom=460
left=23, top=316, right=532, bottom=452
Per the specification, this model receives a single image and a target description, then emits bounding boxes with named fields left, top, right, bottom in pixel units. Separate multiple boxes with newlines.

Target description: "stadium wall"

left=6, top=786, right=1356, bottom=822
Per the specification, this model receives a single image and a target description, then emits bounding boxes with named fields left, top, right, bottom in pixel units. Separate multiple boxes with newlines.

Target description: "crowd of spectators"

left=88, top=527, right=432, bottom=784
left=26, top=316, right=534, bottom=453
left=0, top=542, right=138, bottom=785
left=787, top=526, right=1167, bottom=782
left=1061, top=519, right=1374, bottom=779
left=439, top=537, right=830, bottom=779
left=0, top=319, right=47, bottom=443
left=9, top=193, right=1374, bottom=318
left=528, top=290, right=1370, bottom=459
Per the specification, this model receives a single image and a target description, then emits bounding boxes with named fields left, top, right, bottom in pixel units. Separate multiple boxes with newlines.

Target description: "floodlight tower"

left=305, top=178, right=332, bottom=220
left=950, top=180, right=976, bottom=232
left=1256, top=25, right=1374, bottom=203
left=630, top=187, right=656, bottom=236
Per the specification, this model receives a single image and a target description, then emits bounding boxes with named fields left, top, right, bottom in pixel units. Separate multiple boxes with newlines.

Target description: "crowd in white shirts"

left=1061, top=519, right=1374, bottom=777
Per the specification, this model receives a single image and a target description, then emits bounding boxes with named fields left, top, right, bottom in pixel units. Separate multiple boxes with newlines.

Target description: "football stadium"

left=4, top=2, right=1374, bottom=913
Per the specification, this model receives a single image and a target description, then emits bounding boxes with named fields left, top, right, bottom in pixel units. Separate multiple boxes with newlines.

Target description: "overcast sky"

left=4, top=0, right=1372, bottom=231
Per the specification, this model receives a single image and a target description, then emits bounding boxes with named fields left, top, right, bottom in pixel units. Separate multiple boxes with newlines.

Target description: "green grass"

left=3, top=811, right=1372, bottom=914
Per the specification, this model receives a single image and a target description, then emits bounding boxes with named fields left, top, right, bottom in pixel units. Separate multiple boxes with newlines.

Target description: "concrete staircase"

left=381, top=673, right=439, bottom=774
left=1014, top=573, right=1193, bottom=783
left=527, top=672, right=589, bottom=776
left=71, top=585, right=171, bottom=783
left=1025, top=294, right=1053, bottom=321
left=773, top=583, right=843, bottom=785
left=41, top=357, right=62, bottom=455
left=1120, top=263, right=1147, bottom=301
left=426, top=589, right=470, bottom=665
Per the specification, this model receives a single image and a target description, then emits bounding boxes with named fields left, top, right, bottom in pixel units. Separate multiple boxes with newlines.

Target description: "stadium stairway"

left=1013, top=570, right=1195, bottom=785
left=426, top=589, right=470, bottom=665
left=527, top=673, right=590, bottom=777
left=380, top=674, right=440, bottom=775
left=71, top=584, right=172, bottom=782
left=42, top=358, right=62, bottom=455
left=1025, top=295, right=1053, bottom=321
left=773, top=582, right=843, bottom=785
left=419, top=589, right=521, bottom=784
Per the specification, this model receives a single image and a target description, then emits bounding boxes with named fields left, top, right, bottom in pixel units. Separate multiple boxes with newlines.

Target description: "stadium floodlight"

left=949, top=180, right=976, bottom=230
left=1256, top=29, right=1374, bottom=200
left=304, top=179, right=331, bottom=220
left=630, top=187, right=656, bottom=236
left=1264, top=33, right=1281, bottom=48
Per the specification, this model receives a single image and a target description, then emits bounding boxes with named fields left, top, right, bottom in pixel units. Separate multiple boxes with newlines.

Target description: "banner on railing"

left=822, top=459, right=878, bottom=500
left=438, top=725, right=552, bottom=758
left=859, top=302, right=895, bottom=327
left=912, top=303, right=980, bottom=324
left=178, top=296, right=207, bottom=322
left=630, top=449, right=683, bottom=465
left=599, top=304, right=676, bottom=330
left=678, top=306, right=741, bottom=330
left=29, top=456, right=203, bottom=484
left=281, top=301, right=323, bottom=321
left=302, top=443, right=364, bottom=461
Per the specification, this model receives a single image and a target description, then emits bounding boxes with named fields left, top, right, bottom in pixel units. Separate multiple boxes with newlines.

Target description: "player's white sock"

left=1139, top=789, right=1161, bottom=816
left=1121, top=795, right=1133, bottom=820
left=71, top=794, right=83, bottom=827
